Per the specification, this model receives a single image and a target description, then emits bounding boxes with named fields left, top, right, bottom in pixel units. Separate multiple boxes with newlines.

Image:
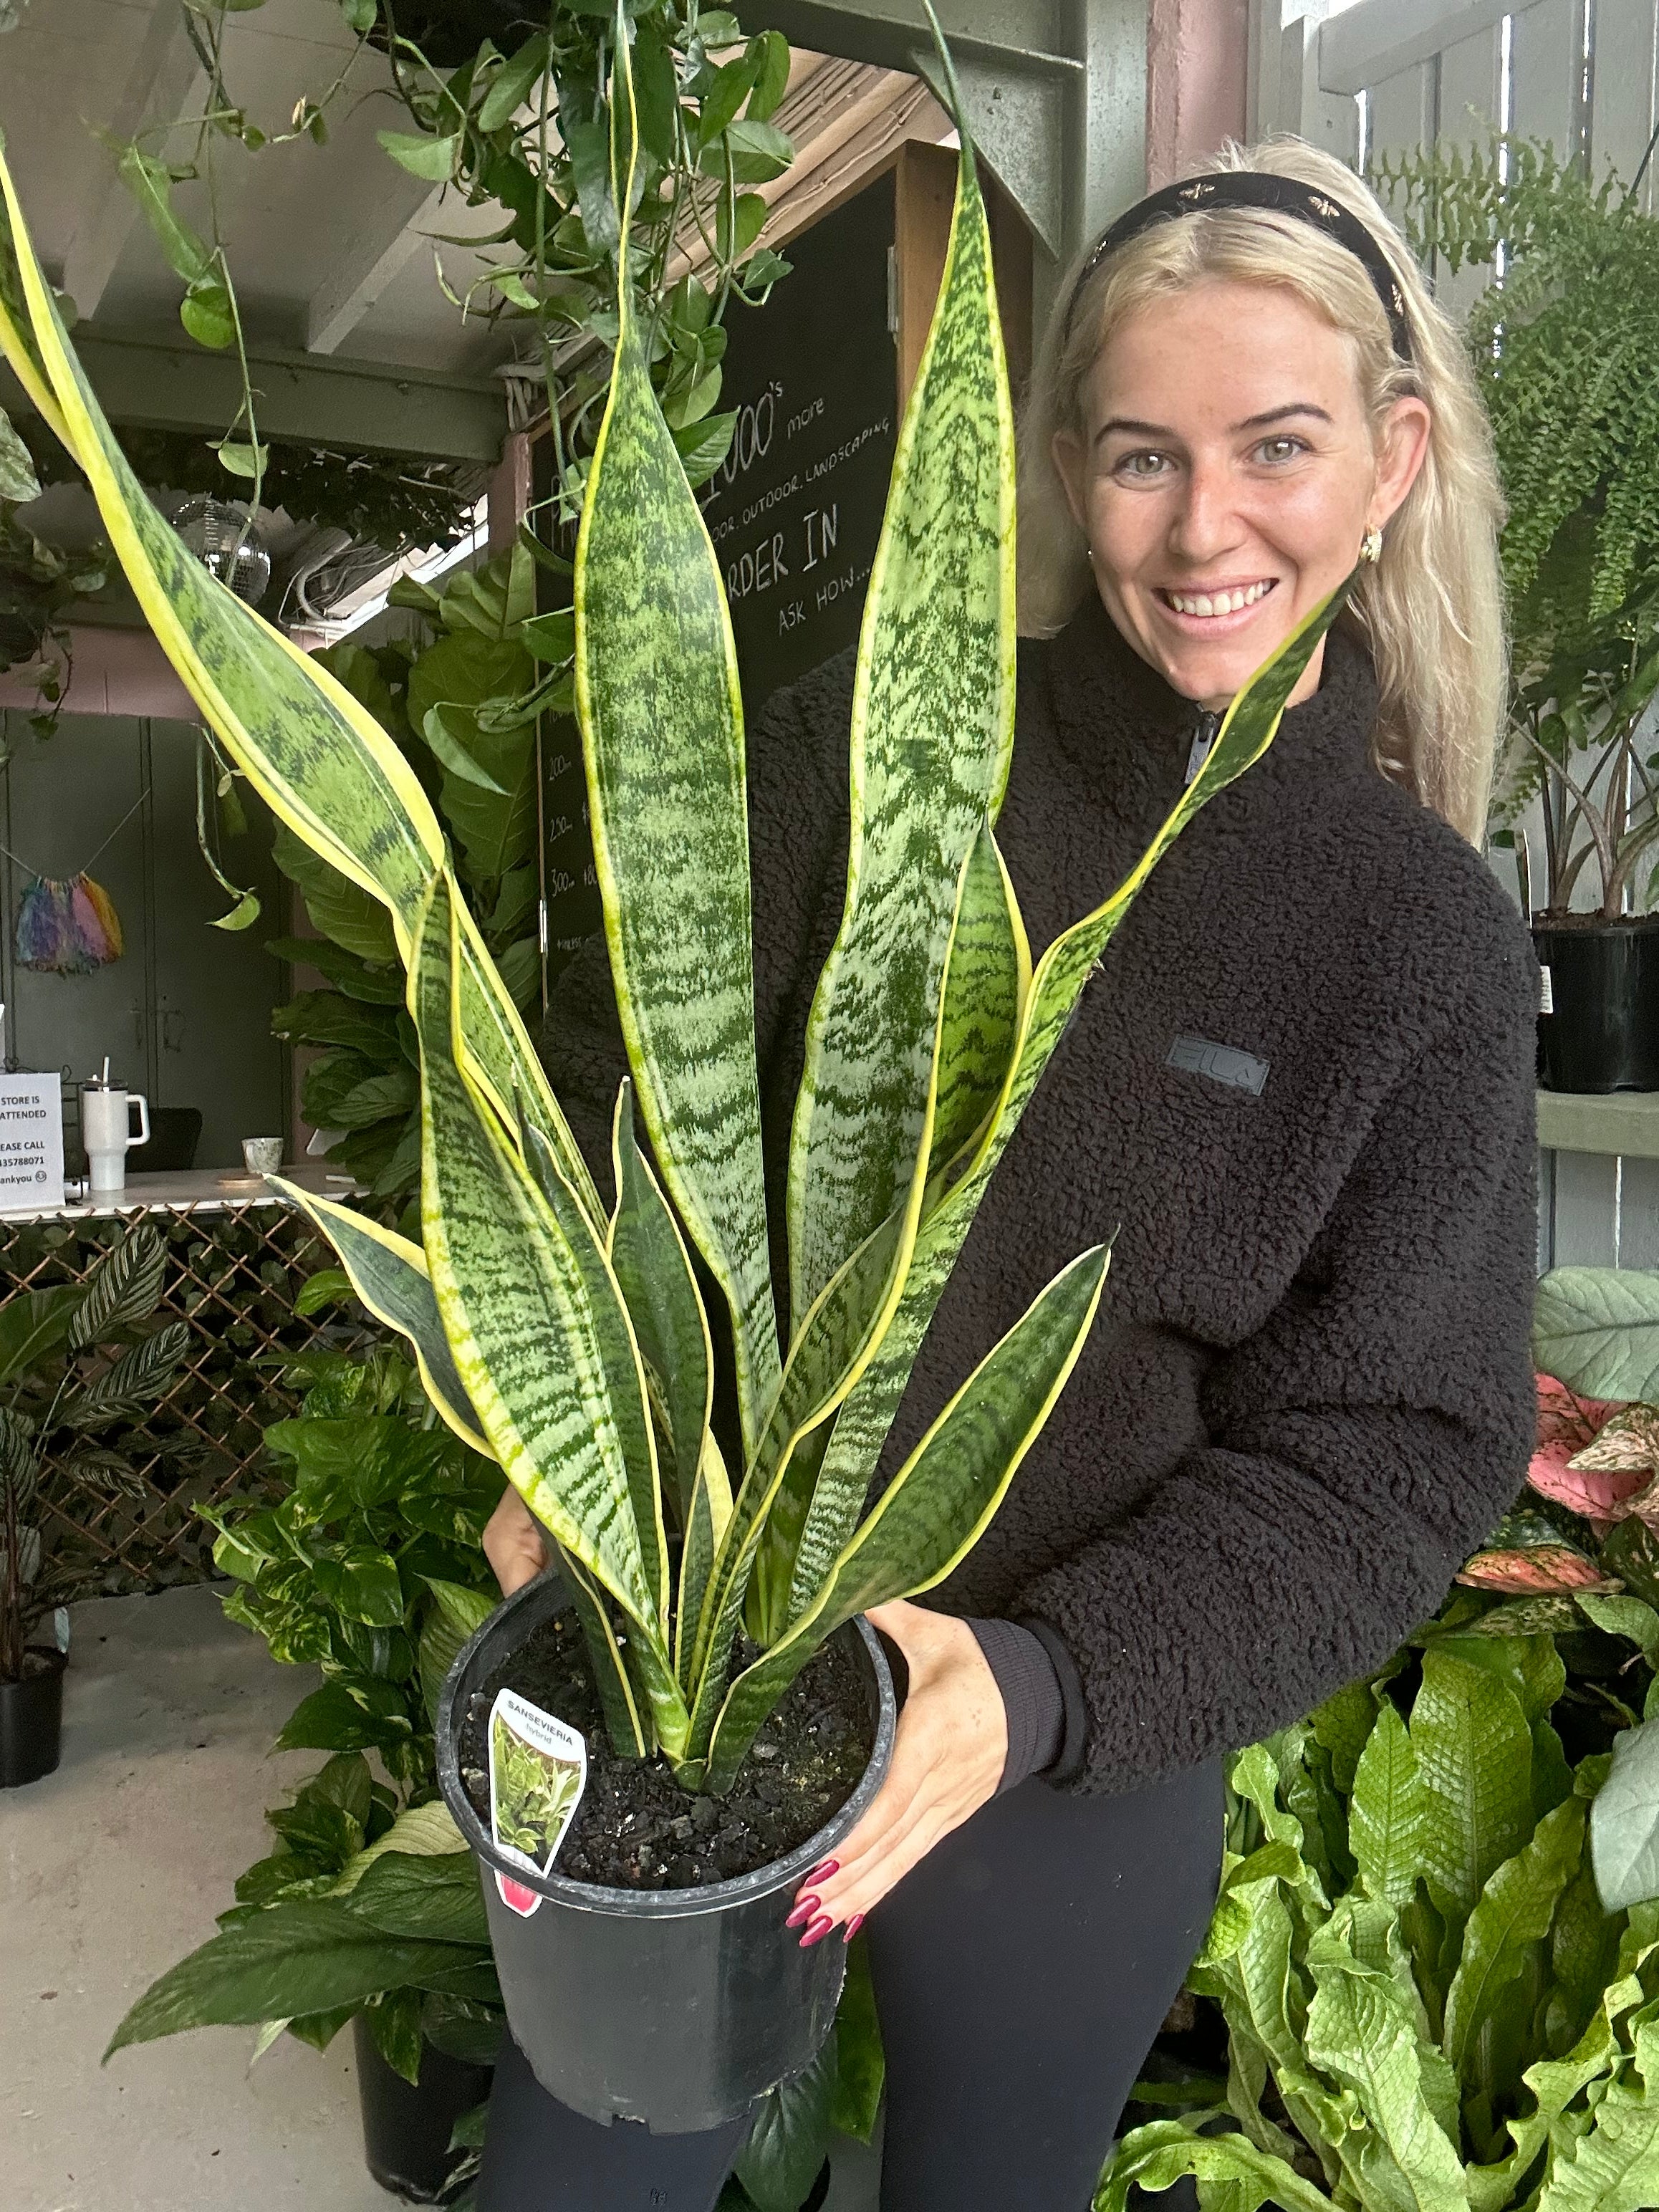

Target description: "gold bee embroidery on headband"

left=1392, top=284, right=1406, bottom=317
left=1176, top=181, right=1216, bottom=203
left=1307, top=193, right=1342, bottom=220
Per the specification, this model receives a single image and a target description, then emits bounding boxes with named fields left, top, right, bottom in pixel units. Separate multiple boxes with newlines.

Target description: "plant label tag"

left=1539, top=963, right=1554, bottom=1015
left=488, top=1688, right=587, bottom=1920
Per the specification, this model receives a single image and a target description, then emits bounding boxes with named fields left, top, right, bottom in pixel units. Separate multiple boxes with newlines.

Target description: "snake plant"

left=0, top=43, right=1342, bottom=1791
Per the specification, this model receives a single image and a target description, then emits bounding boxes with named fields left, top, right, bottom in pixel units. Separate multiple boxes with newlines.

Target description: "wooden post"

left=895, top=140, right=1036, bottom=411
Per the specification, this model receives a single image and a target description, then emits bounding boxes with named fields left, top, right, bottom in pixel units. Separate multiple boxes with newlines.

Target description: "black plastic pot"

left=437, top=1570, right=896, bottom=2132
left=352, top=2016, right=494, bottom=2203
left=1534, top=915, right=1659, bottom=1092
left=1, top=1647, right=65, bottom=1788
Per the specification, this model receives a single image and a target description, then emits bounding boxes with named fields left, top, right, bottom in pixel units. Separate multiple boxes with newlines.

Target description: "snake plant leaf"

left=923, top=824, right=1029, bottom=1186
left=1302, top=1916, right=1469, bottom=2212
left=1411, top=1648, right=1536, bottom=1928
left=0, top=146, right=600, bottom=1240
left=785, top=125, right=1016, bottom=1328
left=1443, top=1797, right=1585, bottom=2082
left=607, top=1079, right=711, bottom=1525
left=813, top=581, right=1352, bottom=1538
left=0, top=165, right=72, bottom=451
left=556, top=1544, right=649, bottom=1760
left=692, top=817, right=996, bottom=1704
left=702, top=1242, right=1108, bottom=1791
left=1534, top=1267, right=1659, bottom=1403
left=574, top=41, right=779, bottom=1465
left=269, top=1181, right=486, bottom=1454
left=778, top=824, right=1027, bottom=1624
left=1352, top=1698, right=1429, bottom=1910
left=406, top=875, right=663, bottom=1685
left=516, top=1111, right=670, bottom=1639
left=1097, top=2115, right=1338, bottom=2212
left=1532, top=2016, right=1659, bottom=2212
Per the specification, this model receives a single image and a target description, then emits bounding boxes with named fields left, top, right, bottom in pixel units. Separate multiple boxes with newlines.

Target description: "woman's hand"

left=483, top=1486, right=550, bottom=1597
left=787, top=1600, right=1006, bottom=1947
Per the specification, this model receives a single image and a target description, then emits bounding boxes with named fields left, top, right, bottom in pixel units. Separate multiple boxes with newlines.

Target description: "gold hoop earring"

left=1360, top=526, right=1383, bottom=565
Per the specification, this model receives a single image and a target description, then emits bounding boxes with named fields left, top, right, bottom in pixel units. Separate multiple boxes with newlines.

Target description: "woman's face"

left=1052, top=278, right=1430, bottom=711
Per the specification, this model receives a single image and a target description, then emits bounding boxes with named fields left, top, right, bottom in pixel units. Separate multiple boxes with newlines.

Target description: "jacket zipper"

left=1184, top=708, right=1221, bottom=787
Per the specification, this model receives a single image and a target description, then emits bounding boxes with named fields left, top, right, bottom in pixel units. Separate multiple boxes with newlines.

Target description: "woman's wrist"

left=964, top=1617, right=1067, bottom=1793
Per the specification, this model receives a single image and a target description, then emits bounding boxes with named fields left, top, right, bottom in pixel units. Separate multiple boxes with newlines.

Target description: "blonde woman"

left=481, top=143, right=1538, bottom=2212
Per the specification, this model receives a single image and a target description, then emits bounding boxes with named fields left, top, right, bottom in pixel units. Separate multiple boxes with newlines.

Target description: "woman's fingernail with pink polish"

left=799, top=1914, right=834, bottom=1948
left=805, top=1860, right=839, bottom=1885
left=784, top=1895, right=819, bottom=1930
left=842, top=1913, right=865, bottom=1943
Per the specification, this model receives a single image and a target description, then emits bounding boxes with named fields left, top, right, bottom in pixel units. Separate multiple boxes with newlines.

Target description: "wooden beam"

left=62, top=7, right=209, bottom=324
left=1319, top=0, right=1544, bottom=98
left=304, top=178, right=447, bottom=356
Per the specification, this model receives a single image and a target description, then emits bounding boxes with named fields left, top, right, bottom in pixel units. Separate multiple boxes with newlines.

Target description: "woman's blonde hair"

left=1017, top=138, right=1505, bottom=843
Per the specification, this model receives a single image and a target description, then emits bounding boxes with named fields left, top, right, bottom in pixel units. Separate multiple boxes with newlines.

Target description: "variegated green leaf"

left=810, top=583, right=1351, bottom=1537
left=269, top=1181, right=486, bottom=1453
left=405, top=873, right=680, bottom=1749
left=573, top=42, right=779, bottom=1463
left=786, top=133, right=1016, bottom=1327
left=516, top=1112, right=669, bottom=1639
left=607, top=1079, right=711, bottom=1524
left=701, top=1242, right=1108, bottom=1790
left=1352, top=1698, right=1428, bottom=1910
left=1444, top=1797, right=1585, bottom=2080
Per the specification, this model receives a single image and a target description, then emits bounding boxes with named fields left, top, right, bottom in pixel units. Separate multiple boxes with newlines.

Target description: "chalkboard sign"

left=539, top=169, right=899, bottom=973
left=698, top=170, right=898, bottom=712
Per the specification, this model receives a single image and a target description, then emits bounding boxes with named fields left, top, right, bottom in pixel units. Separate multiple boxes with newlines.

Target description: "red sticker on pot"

left=487, top=1688, right=587, bottom=1920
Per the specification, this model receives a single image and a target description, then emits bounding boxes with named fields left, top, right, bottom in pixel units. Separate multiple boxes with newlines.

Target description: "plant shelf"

left=1537, top=1090, right=1659, bottom=1160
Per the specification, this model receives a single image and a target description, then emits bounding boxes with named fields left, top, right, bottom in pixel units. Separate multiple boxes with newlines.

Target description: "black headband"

left=1063, top=170, right=1414, bottom=361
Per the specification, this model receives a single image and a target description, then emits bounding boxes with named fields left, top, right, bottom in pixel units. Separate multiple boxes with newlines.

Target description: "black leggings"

left=477, top=1756, right=1223, bottom=2212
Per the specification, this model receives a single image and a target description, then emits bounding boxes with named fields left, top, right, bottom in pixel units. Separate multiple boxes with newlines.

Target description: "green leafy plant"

left=1380, top=135, right=1659, bottom=914
left=269, top=547, right=547, bottom=1201
left=0, top=1224, right=189, bottom=1683
left=107, top=1340, right=504, bottom=2107
left=1100, top=1635, right=1659, bottom=2211
left=0, top=39, right=1346, bottom=1797
left=0, top=399, right=110, bottom=696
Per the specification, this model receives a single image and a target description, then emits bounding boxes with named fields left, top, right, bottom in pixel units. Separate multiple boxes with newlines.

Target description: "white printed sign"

left=488, top=1687, right=587, bottom=1919
left=0, top=1075, right=63, bottom=1211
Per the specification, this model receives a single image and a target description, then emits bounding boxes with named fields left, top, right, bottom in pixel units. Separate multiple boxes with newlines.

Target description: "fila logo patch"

left=1166, top=1035, right=1269, bottom=1096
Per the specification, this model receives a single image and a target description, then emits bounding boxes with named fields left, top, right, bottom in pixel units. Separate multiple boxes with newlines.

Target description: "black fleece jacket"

left=541, top=595, right=1541, bottom=1797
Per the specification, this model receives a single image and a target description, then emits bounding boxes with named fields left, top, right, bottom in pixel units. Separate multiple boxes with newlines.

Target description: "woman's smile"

left=1153, top=574, right=1279, bottom=633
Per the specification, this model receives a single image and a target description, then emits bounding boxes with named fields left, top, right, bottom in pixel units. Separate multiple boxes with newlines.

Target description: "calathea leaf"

left=64, top=1322, right=190, bottom=1423
left=1534, top=1267, right=1659, bottom=1403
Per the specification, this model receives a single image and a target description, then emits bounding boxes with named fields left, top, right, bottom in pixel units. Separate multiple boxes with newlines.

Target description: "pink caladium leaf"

left=1456, top=1544, right=1622, bottom=1595
left=1529, top=1373, right=1642, bottom=1527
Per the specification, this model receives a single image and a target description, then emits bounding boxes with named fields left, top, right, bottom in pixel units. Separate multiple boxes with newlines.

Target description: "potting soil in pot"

left=458, top=1614, right=875, bottom=1890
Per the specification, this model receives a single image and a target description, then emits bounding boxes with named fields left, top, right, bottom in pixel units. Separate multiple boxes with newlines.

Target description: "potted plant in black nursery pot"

left=0, top=32, right=1343, bottom=2133
left=1380, top=135, right=1659, bottom=1092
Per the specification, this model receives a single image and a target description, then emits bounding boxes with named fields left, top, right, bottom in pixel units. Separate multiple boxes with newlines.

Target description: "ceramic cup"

left=80, top=1083, right=150, bottom=1195
left=242, top=1137, right=283, bottom=1175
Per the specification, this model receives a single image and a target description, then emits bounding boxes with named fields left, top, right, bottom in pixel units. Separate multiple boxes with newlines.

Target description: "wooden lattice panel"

left=0, top=1201, right=370, bottom=1596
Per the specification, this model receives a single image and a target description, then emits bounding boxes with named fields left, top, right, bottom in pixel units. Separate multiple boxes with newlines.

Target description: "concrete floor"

left=4, top=1585, right=388, bottom=2212
left=2, top=1584, right=881, bottom=2212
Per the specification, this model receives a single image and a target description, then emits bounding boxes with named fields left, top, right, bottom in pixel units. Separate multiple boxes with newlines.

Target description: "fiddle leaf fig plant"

left=0, top=30, right=1345, bottom=1794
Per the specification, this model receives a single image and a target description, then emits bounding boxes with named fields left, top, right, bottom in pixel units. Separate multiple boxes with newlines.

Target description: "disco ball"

left=174, top=494, right=271, bottom=605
